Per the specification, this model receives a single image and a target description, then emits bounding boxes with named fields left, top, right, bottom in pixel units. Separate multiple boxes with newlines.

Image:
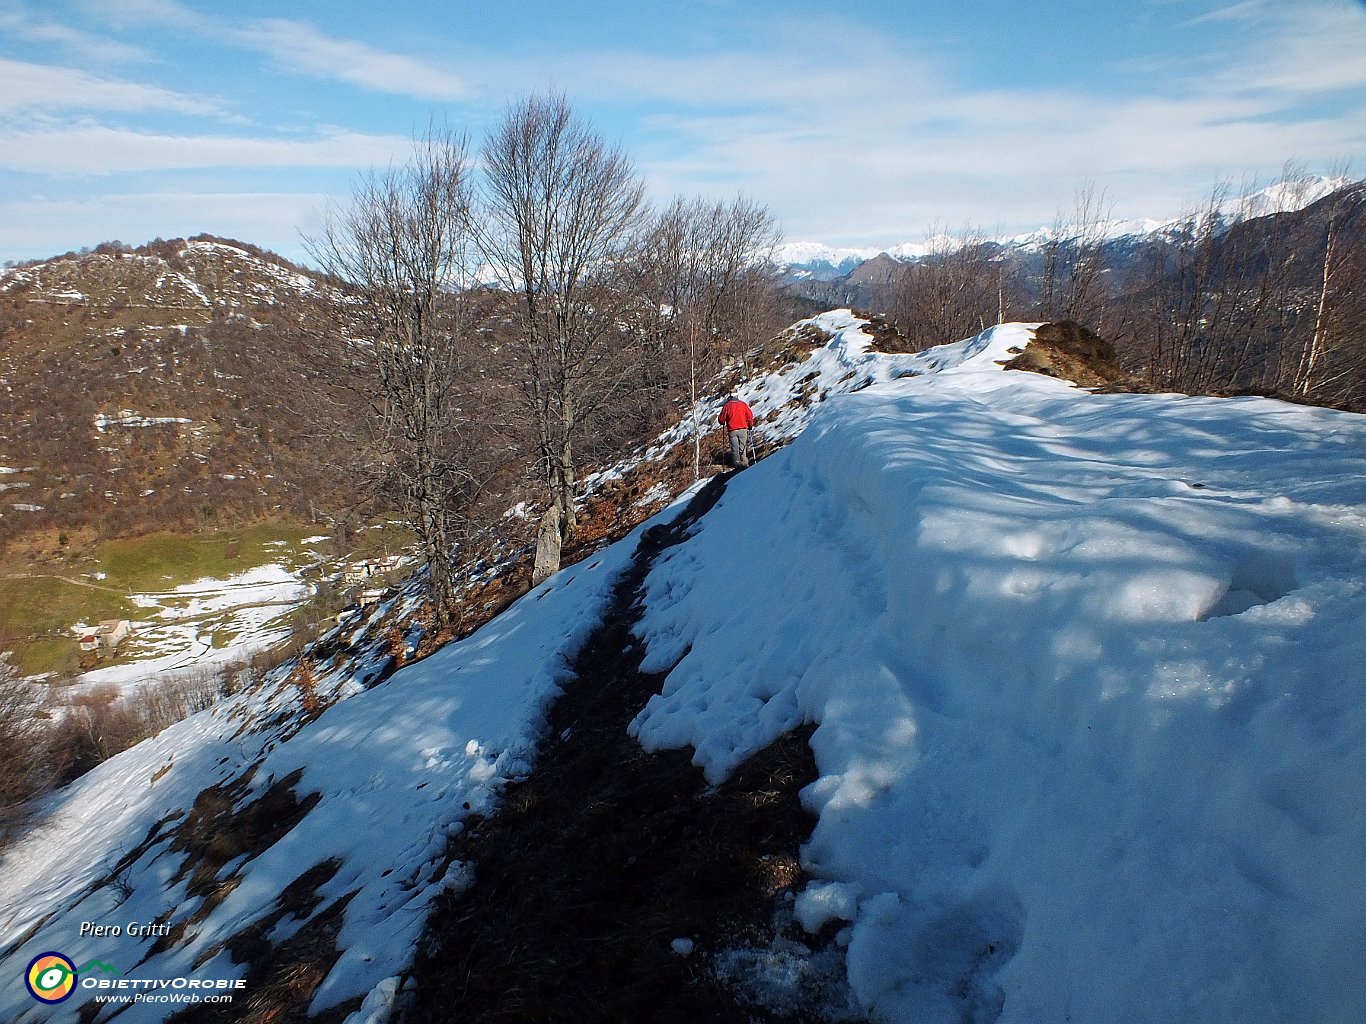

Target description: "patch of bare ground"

left=165, top=862, right=359, bottom=1024
left=850, top=311, right=915, bottom=353
left=1003, top=321, right=1145, bottom=391
left=403, top=475, right=862, bottom=1024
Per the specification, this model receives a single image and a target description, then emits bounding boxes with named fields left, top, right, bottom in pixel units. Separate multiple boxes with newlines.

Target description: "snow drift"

left=632, top=314, right=1366, bottom=1022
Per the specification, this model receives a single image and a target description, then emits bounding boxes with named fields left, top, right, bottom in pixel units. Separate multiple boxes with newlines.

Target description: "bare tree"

left=1289, top=179, right=1365, bottom=401
left=637, top=194, right=783, bottom=477
left=479, top=93, right=649, bottom=560
left=1115, top=168, right=1354, bottom=398
left=1038, top=181, right=1113, bottom=327
left=892, top=224, right=1004, bottom=347
left=304, top=128, right=491, bottom=623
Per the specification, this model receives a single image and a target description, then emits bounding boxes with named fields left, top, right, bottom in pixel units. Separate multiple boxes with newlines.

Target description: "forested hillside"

left=0, top=237, right=348, bottom=552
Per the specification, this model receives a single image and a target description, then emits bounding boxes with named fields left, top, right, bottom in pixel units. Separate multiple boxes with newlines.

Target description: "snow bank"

left=632, top=324, right=1366, bottom=1022
left=6, top=310, right=1365, bottom=1023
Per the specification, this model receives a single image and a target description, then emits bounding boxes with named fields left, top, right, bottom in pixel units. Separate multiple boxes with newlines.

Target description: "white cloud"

left=68, top=0, right=205, bottom=32
left=3, top=0, right=1361, bottom=256
left=0, top=10, right=149, bottom=64
left=566, top=0, right=1363, bottom=245
left=630, top=51, right=1365, bottom=246
left=0, top=58, right=227, bottom=116
left=0, top=124, right=410, bottom=174
left=230, top=18, right=468, bottom=101
left=50, top=2, right=469, bottom=102
left=1228, top=2, right=1366, bottom=95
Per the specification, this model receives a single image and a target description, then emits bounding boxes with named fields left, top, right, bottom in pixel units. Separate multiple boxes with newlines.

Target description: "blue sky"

left=1, top=0, right=1364, bottom=264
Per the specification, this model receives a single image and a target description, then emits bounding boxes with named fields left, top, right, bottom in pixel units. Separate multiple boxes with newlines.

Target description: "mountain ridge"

left=774, top=174, right=1351, bottom=280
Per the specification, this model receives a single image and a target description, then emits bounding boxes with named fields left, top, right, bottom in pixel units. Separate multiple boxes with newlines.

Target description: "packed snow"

left=630, top=317, right=1366, bottom=1022
left=2, top=311, right=1364, bottom=1023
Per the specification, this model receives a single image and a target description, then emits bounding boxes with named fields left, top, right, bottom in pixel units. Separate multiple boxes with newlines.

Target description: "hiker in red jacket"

left=719, top=395, right=755, bottom=468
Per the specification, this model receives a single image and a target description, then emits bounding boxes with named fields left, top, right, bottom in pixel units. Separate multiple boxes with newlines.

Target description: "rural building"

left=95, top=619, right=131, bottom=652
left=343, top=556, right=404, bottom=586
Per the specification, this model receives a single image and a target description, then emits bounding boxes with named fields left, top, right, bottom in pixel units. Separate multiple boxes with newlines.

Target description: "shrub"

left=0, top=662, right=62, bottom=846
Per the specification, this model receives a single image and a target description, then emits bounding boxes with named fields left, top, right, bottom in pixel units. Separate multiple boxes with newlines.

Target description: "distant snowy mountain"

left=3, top=311, right=1364, bottom=1023
left=777, top=175, right=1352, bottom=278
left=772, top=242, right=882, bottom=280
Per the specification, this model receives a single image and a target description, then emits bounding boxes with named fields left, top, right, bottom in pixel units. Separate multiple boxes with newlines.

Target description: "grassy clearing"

left=0, top=521, right=334, bottom=679
left=10, top=637, right=83, bottom=679
left=0, top=575, right=145, bottom=675
left=96, top=523, right=328, bottom=590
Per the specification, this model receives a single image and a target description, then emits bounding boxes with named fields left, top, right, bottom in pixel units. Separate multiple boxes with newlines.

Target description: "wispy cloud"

left=0, top=124, right=410, bottom=174
left=68, top=0, right=204, bottom=32
left=1181, top=0, right=1270, bottom=26
left=230, top=18, right=468, bottom=101
left=613, top=12, right=1366, bottom=245
left=0, top=58, right=227, bottom=116
left=58, top=0, right=469, bottom=102
left=0, top=9, right=150, bottom=64
left=1225, top=1, right=1366, bottom=95
left=2, top=0, right=1361, bottom=260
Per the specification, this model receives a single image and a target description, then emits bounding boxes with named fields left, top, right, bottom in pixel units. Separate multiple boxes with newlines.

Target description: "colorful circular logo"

left=26, top=952, right=77, bottom=1003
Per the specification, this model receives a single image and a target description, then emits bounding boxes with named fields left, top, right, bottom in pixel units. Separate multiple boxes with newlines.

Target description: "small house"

left=95, top=619, right=131, bottom=652
left=343, top=561, right=375, bottom=585
left=345, top=557, right=401, bottom=586
left=78, top=634, right=99, bottom=654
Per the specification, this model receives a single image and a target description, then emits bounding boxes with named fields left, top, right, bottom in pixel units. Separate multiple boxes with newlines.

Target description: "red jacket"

left=719, top=398, right=754, bottom=431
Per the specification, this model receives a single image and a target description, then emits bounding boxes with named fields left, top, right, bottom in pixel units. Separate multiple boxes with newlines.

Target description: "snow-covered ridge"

left=630, top=336, right=1366, bottom=1020
left=3, top=310, right=1364, bottom=1023
left=588, top=309, right=1039, bottom=494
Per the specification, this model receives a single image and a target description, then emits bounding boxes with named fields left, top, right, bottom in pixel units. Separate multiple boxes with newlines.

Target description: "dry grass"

left=168, top=878, right=359, bottom=1024
left=1003, top=321, right=1144, bottom=391
left=166, top=768, right=321, bottom=915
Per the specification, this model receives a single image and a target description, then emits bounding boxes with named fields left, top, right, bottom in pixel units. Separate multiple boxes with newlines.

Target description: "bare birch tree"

left=304, top=128, right=489, bottom=623
left=1289, top=180, right=1365, bottom=401
left=479, top=93, right=649, bottom=557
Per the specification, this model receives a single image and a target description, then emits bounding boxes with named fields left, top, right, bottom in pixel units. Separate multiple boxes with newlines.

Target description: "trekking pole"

left=748, top=429, right=757, bottom=465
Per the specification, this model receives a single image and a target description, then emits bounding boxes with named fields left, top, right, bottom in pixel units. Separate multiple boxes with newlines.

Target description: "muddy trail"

left=404, top=473, right=860, bottom=1023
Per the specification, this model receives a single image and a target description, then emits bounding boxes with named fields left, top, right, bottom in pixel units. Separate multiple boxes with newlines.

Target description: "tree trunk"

left=532, top=503, right=562, bottom=586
